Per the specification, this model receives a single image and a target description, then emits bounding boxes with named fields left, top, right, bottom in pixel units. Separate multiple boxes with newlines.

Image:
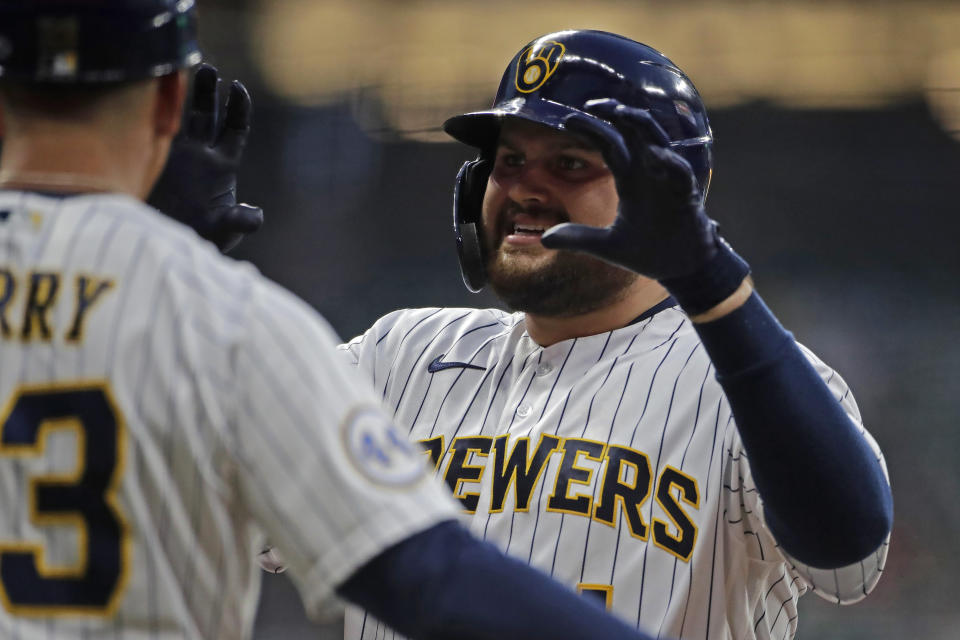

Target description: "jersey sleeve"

left=225, top=284, right=459, bottom=620
left=338, top=308, right=441, bottom=387
left=724, top=345, right=890, bottom=605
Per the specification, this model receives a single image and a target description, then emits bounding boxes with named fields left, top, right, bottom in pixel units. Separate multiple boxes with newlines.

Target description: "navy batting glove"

left=540, top=99, right=749, bottom=314
left=149, top=64, right=264, bottom=254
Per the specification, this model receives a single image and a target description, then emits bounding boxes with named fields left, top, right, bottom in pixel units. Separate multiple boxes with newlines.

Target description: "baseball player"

left=323, top=31, right=893, bottom=639
left=0, top=6, right=688, bottom=639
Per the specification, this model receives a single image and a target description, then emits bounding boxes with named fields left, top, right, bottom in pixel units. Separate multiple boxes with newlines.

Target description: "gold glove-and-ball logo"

left=515, top=40, right=565, bottom=93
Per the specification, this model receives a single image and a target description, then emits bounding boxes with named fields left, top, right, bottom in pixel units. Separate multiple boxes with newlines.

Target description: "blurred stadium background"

left=11, top=0, right=960, bottom=637
left=198, top=1, right=960, bottom=638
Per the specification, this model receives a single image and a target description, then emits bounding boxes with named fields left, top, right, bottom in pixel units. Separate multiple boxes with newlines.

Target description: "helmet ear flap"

left=453, top=157, right=492, bottom=292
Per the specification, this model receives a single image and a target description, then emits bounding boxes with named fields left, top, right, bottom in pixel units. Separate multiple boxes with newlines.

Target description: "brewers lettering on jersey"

left=327, top=30, right=894, bottom=640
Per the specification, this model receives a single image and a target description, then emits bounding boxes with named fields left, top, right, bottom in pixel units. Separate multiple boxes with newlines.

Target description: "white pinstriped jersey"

left=0, top=191, right=459, bottom=639
left=340, top=306, right=890, bottom=640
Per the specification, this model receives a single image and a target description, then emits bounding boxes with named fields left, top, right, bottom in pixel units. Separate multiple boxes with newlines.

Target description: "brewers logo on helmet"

left=514, top=41, right=565, bottom=94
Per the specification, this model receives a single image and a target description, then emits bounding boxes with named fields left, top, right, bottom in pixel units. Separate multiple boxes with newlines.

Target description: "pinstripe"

left=379, top=309, right=444, bottom=397
left=507, top=350, right=540, bottom=428
left=482, top=350, right=540, bottom=541
left=26, top=193, right=67, bottom=264
left=547, top=333, right=637, bottom=577
left=753, top=571, right=786, bottom=631
left=389, top=311, right=474, bottom=414
left=525, top=389, right=572, bottom=565
left=205, top=534, right=227, bottom=640
left=2, top=193, right=459, bottom=638
left=401, top=318, right=502, bottom=430
left=8, top=196, right=71, bottom=577
left=243, top=311, right=359, bottom=475
left=233, top=346, right=341, bottom=539
left=0, top=194, right=27, bottom=640
left=701, top=414, right=739, bottom=639
left=180, top=402, right=206, bottom=626
left=77, top=207, right=123, bottom=376
left=426, top=329, right=511, bottom=439
left=536, top=339, right=577, bottom=422
left=476, top=349, right=520, bottom=437
left=634, top=338, right=696, bottom=622
left=104, top=233, right=149, bottom=370
left=654, top=348, right=709, bottom=639
left=145, top=261, right=177, bottom=640
left=586, top=361, right=634, bottom=581
left=46, top=202, right=92, bottom=380
left=675, top=395, right=724, bottom=640
left=500, top=339, right=578, bottom=556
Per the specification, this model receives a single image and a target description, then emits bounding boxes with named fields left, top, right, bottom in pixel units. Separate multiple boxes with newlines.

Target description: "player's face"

left=481, top=118, right=637, bottom=316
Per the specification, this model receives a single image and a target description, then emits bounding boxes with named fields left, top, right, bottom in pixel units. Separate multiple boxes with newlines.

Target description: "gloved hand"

left=148, top=63, right=263, bottom=253
left=540, top=98, right=718, bottom=280
left=540, top=98, right=749, bottom=314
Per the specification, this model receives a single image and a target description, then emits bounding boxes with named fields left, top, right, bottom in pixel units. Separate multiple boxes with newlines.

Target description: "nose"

left=505, top=162, right=550, bottom=205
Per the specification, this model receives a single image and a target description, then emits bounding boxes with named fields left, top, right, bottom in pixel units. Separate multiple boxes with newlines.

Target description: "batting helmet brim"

left=442, top=95, right=595, bottom=151
left=443, top=95, right=711, bottom=155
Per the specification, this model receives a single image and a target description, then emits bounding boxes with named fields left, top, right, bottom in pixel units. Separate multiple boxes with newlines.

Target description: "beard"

left=486, top=239, right=638, bottom=318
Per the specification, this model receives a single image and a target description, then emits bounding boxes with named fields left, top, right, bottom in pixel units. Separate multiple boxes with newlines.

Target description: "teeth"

left=514, top=224, right=547, bottom=234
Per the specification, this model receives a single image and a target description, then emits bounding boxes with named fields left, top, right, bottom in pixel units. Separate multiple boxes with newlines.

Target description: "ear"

left=154, top=71, right=188, bottom=138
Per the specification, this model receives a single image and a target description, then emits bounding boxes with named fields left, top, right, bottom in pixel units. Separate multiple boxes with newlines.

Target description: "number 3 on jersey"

left=0, top=383, right=129, bottom=617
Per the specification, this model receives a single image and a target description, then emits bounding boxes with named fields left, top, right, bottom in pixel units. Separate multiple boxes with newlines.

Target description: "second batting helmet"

left=443, top=30, right=713, bottom=292
left=0, top=0, right=202, bottom=84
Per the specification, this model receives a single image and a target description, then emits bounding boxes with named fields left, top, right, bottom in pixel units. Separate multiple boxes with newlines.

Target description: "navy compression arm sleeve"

left=337, top=520, right=657, bottom=640
left=691, top=291, right=893, bottom=568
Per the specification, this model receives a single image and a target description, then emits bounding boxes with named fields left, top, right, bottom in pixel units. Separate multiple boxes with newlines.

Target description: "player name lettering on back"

left=0, top=268, right=114, bottom=343
left=420, top=434, right=700, bottom=562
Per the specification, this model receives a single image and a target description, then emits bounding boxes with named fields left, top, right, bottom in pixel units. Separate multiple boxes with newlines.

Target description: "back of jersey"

left=0, top=190, right=461, bottom=640
left=0, top=191, right=263, bottom=639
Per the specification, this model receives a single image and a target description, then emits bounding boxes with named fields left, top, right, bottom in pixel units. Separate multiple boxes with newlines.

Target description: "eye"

left=556, top=155, right=587, bottom=171
left=498, top=151, right=524, bottom=168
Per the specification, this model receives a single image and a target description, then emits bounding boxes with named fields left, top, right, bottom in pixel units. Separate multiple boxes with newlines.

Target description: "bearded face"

left=481, top=119, right=638, bottom=317
left=485, top=203, right=638, bottom=317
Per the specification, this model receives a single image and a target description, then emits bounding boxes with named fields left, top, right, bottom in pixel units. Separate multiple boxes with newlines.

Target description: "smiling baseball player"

left=328, top=30, right=893, bottom=639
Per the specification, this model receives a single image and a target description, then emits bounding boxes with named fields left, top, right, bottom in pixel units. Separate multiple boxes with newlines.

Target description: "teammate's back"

left=0, top=190, right=471, bottom=638
left=0, top=191, right=296, bottom=637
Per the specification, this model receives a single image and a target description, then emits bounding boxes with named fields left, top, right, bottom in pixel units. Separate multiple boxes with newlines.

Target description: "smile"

left=513, top=223, right=548, bottom=235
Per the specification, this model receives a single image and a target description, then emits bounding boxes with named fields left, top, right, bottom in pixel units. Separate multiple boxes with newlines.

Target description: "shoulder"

left=343, top=306, right=519, bottom=368
left=365, top=307, right=519, bottom=342
left=96, top=195, right=328, bottom=346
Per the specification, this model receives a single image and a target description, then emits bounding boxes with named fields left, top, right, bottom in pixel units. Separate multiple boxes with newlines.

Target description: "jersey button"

left=516, top=404, right=532, bottom=417
left=535, top=363, right=554, bottom=377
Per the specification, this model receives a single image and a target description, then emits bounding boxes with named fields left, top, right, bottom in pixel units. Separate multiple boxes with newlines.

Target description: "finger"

left=540, top=222, right=614, bottom=255
left=222, top=203, right=264, bottom=234
left=645, top=146, right=698, bottom=198
left=561, top=112, right=630, bottom=176
left=216, top=80, right=252, bottom=162
left=186, top=63, right=220, bottom=145
left=583, top=99, right=671, bottom=148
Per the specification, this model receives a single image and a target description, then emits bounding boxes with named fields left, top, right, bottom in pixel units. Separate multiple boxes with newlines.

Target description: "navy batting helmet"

left=443, top=30, right=713, bottom=292
left=0, top=0, right=201, bottom=84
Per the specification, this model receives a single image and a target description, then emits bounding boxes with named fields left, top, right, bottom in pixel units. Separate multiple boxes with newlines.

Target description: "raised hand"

left=539, top=98, right=719, bottom=282
left=149, top=64, right=263, bottom=253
